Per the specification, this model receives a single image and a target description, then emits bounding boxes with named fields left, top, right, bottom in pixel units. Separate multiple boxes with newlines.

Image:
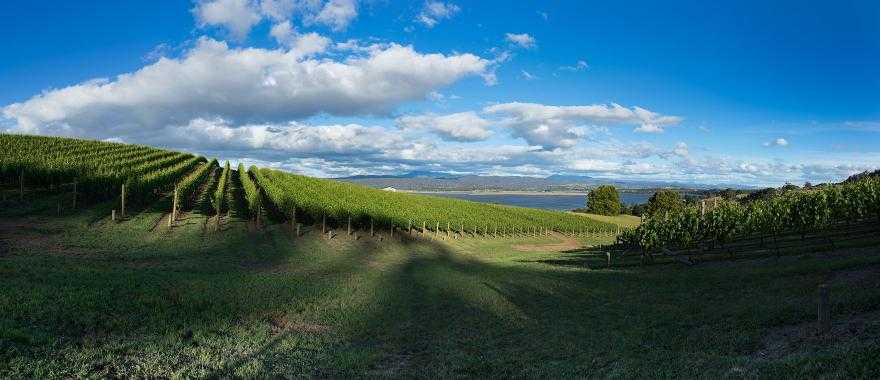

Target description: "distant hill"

left=337, top=172, right=729, bottom=192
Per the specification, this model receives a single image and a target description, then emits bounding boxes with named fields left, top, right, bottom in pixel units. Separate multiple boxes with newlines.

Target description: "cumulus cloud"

left=764, top=138, right=789, bottom=147
left=308, top=0, right=357, bottom=31
left=168, top=118, right=403, bottom=155
left=195, top=0, right=357, bottom=40
left=194, top=0, right=262, bottom=40
left=396, top=112, right=492, bottom=142
left=505, top=33, right=536, bottom=49
left=269, top=21, right=331, bottom=56
left=483, top=102, right=682, bottom=149
left=416, top=1, right=460, bottom=27
left=2, top=38, right=491, bottom=137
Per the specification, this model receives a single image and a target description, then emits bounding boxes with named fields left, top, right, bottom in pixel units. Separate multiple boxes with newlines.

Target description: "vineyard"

left=616, top=177, right=880, bottom=263
left=0, top=134, right=615, bottom=238
left=249, top=167, right=613, bottom=236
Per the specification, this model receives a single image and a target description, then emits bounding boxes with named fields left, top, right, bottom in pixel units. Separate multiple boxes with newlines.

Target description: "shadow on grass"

left=3, top=206, right=880, bottom=378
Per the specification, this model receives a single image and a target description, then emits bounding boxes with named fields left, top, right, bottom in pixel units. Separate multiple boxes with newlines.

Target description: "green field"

left=1, top=184, right=879, bottom=378
left=2, top=134, right=879, bottom=378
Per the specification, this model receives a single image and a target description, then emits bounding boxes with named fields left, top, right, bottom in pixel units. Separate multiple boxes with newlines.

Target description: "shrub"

left=645, top=190, right=684, bottom=217
left=586, top=185, right=621, bottom=216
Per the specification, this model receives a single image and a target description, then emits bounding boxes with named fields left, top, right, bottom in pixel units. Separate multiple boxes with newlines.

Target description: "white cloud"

left=764, top=138, right=789, bottom=147
left=505, top=33, right=536, bottom=49
left=483, top=102, right=682, bottom=149
left=396, top=111, right=493, bottom=142
left=520, top=70, right=537, bottom=80
left=169, top=118, right=402, bottom=155
left=2, top=38, right=491, bottom=137
left=673, top=142, right=689, bottom=157
left=308, top=0, right=357, bottom=31
left=258, top=0, right=298, bottom=21
left=560, top=60, right=588, bottom=72
left=269, top=21, right=331, bottom=57
left=416, top=1, right=460, bottom=28
left=194, top=0, right=262, bottom=40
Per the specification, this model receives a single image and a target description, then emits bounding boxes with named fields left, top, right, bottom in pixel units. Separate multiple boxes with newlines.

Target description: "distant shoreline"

left=401, top=189, right=655, bottom=196
left=406, top=190, right=588, bottom=196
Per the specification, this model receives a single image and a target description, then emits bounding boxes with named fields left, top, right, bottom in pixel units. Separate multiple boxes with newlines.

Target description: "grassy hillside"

left=1, top=190, right=879, bottom=378
left=570, top=211, right=642, bottom=228
left=251, top=167, right=615, bottom=233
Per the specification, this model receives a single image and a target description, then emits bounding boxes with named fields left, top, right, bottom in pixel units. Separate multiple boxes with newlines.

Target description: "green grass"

left=1, top=191, right=879, bottom=378
left=571, top=212, right=642, bottom=228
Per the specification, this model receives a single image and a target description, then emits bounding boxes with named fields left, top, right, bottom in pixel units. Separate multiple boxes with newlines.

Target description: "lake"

left=417, top=192, right=652, bottom=211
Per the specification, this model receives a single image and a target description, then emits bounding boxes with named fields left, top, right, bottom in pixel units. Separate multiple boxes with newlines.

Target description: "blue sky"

left=1, top=0, right=878, bottom=186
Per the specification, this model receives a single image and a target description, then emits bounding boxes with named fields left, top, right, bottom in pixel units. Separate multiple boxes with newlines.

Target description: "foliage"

left=251, top=168, right=614, bottom=232
left=586, top=185, right=621, bottom=216
left=0, top=134, right=205, bottom=204
left=175, top=160, right=216, bottom=210
left=240, top=164, right=261, bottom=218
left=644, top=190, right=684, bottom=217
left=212, top=161, right=230, bottom=214
left=620, top=177, right=880, bottom=252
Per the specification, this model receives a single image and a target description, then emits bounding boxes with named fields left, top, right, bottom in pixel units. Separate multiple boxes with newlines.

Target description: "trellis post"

left=72, top=180, right=77, bottom=210
left=322, top=214, right=327, bottom=235
left=370, top=219, right=375, bottom=237
left=169, top=186, right=178, bottom=227
left=348, top=216, right=352, bottom=235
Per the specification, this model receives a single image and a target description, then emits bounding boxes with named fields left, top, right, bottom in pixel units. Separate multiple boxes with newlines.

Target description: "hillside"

left=1, top=134, right=879, bottom=377
left=0, top=134, right=616, bottom=235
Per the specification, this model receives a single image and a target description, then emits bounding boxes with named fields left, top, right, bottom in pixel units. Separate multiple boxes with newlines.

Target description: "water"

left=418, top=192, right=652, bottom=211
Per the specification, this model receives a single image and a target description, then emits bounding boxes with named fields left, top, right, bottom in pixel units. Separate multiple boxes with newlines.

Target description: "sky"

left=1, top=0, right=878, bottom=187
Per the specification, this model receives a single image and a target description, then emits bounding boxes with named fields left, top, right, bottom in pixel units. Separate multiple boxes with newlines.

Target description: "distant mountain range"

left=338, top=172, right=744, bottom=192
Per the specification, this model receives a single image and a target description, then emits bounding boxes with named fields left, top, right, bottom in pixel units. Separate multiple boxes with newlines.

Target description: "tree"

left=587, top=185, right=621, bottom=216
left=645, top=190, right=684, bottom=217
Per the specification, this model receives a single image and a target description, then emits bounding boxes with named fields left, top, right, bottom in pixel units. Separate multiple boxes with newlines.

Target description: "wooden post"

left=422, top=221, right=426, bottom=234
left=111, top=209, right=116, bottom=222
left=700, top=200, right=706, bottom=216
left=408, top=220, right=412, bottom=234
left=72, top=180, right=77, bottom=210
left=120, top=183, right=126, bottom=218
left=390, top=226, right=395, bottom=240
left=168, top=185, right=177, bottom=227
left=435, top=221, right=440, bottom=239
left=607, top=251, right=612, bottom=268
left=348, top=216, right=352, bottom=235
left=296, top=223, right=301, bottom=237
left=291, top=210, right=296, bottom=237
left=370, top=219, right=374, bottom=237
left=818, top=284, right=831, bottom=333
left=322, top=214, right=327, bottom=235
left=446, top=221, right=450, bottom=238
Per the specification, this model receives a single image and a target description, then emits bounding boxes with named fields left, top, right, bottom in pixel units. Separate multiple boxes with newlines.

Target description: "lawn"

left=1, top=191, right=879, bottom=378
left=572, top=212, right=642, bottom=228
